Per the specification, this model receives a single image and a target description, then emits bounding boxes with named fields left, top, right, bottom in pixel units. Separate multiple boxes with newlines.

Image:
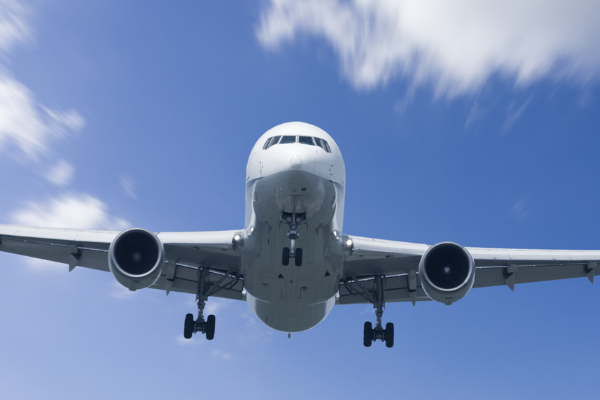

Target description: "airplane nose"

left=275, top=145, right=316, bottom=174
left=289, top=154, right=303, bottom=170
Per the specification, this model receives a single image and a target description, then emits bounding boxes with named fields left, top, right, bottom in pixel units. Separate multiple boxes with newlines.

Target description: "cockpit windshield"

left=279, top=136, right=296, bottom=144
left=298, top=136, right=315, bottom=145
left=263, top=135, right=331, bottom=153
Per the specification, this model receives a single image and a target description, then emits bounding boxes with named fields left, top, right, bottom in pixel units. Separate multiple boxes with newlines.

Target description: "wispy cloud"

left=258, top=0, right=600, bottom=97
left=211, top=350, right=233, bottom=360
left=108, top=281, right=136, bottom=300
left=465, top=100, right=485, bottom=129
left=512, top=198, right=530, bottom=220
left=120, top=175, right=137, bottom=199
left=205, top=299, right=226, bottom=316
left=0, top=2, right=84, bottom=160
left=8, top=193, right=130, bottom=272
left=9, top=193, right=129, bottom=230
left=503, top=96, right=532, bottom=132
left=0, top=73, right=84, bottom=159
left=44, top=159, right=75, bottom=187
left=0, top=0, right=31, bottom=54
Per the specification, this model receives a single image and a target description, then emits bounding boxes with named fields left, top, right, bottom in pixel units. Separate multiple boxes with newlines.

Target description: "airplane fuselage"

left=242, top=122, right=346, bottom=332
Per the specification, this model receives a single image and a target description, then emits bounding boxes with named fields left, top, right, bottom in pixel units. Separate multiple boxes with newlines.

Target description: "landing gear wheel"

left=205, top=314, right=216, bottom=340
left=184, top=313, right=194, bottom=339
left=363, top=321, right=373, bottom=347
left=282, top=247, right=290, bottom=266
left=295, top=248, right=303, bottom=266
left=385, top=322, right=394, bottom=348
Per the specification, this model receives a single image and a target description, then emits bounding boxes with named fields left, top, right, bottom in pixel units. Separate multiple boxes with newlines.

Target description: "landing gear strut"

left=183, top=267, right=216, bottom=340
left=281, top=212, right=306, bottom=266
left=363, top=275, right=394, bottom=348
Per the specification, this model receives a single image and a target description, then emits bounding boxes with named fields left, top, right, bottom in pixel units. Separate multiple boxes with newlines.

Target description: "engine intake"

left=418, top=242, right=475, bottom=305
left=108, top=228, right=165, bottom=291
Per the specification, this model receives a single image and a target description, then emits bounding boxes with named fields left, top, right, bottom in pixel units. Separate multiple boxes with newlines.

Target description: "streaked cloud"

left=8, top=193, right=129, bottom=272
left=120, top=175, right=137, bottom=199
left=10, top=193, right=129, bottom=230
left=503, top=96, right=532, bottom=132
left=512, top=198, right=530, bottom=220
left=0, top=1, right=84, bottom=160
left=44, top=159, right=75, bottom=187
left=108, top=281, right=136, bottom=300
left=0, top=0, right=31, bottom=54
left=211, top=350, right=233, bottom=360
left=205, top=298, right=226, bottom=316
left=0, top=72, right=85, bottom=159
left=257, top=0, right=600, bottom=97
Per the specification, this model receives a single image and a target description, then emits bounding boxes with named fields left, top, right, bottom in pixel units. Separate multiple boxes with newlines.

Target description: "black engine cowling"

left=108, top=228, right=165, bottom=291
left=418, top=242, right=475, bottom=305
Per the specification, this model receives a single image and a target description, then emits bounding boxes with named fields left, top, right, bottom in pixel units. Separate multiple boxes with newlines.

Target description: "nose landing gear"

left=281, top=212, right=306, bottom=266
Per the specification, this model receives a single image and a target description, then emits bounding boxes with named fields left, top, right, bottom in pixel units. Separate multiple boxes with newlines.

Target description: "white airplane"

left=1, top=121, right=598, bottom=348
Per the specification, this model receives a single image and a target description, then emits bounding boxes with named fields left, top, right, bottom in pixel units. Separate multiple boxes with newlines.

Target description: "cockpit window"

left=298, top=136, right=315, bottom=145
left=266, top=136, right=280, bottom=149
left=315, top=138, right=331, bottom=153
left=262, top=137, right=272, bottom=150
left=280, top=135, right=297, bottom=144
left=263, top=135, right=331, bottom=152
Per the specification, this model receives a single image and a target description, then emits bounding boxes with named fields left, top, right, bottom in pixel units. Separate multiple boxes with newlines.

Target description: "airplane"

left=1, top=121, right=599, bottom=348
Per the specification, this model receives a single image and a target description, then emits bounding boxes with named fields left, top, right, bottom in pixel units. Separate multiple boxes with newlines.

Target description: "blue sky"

left=1, top=1, right=600, bottom=399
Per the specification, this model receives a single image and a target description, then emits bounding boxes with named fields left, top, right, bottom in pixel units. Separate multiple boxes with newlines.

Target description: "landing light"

left=233, top=234, right=242, bottom=242
left=346, top=239, right=353, bottom=247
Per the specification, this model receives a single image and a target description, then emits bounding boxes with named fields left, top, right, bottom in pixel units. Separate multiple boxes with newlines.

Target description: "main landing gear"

left=183, top=267, right=216, bottom=340
left=281, top=212, right=306, bottom=267
left=363, top=275, right=394, bottom=348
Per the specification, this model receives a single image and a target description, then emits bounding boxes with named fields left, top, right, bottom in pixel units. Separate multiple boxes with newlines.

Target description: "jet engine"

left=108, top=228, right=165, bottom=291
left=418, top=242, right=475, bottom=305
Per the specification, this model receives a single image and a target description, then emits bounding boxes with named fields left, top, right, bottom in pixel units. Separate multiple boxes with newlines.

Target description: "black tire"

left=184, top=313, right=194, bottom=339
left=282, top=247, right=290, bottom=266
left=295, top=248, right=303, bottom=266
left=363, top=321, right=373, bottom=347
left=385, top=322, right=394, bottom=348
left=206, top=314, right=216, bottom=340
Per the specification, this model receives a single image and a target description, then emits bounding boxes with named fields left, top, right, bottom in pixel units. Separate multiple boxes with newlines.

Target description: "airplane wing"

left=339, top=235, right=600, bottom=306
left=0, top=224, right=244, bottom=300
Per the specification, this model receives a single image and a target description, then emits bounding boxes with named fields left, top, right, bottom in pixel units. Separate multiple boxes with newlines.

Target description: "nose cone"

left=289, top=154, right=303, bottom=170
left=276, top=144, right=316, bottom=174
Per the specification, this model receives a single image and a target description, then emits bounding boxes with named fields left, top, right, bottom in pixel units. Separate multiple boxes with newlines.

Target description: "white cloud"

left=205, top=299, right=226, bottom=316
left=176, top=335, right=201, bottom=346
left=10, top=193, right=130, bottom=230
left=211, top=350, right=233, bottom=360
left=0, top=2, right=84, bottom=160
left=7, top=193, right=128, bottom=272
left=257, top=0, right=600, bottom=96
left=0, top=73, right=86, bottom=160
left=0, top=0, right=31, bottom=54
left=8, top=193, right=130, bottom=272
left=120, top=175, right=136, bottom=199
left=44, top=159, right=74, bottom=187
left=108, top=281, right=136, bottom=300
left=512, top=198, right=529, bottom=220
left=503, top=96, right=532, bottom=132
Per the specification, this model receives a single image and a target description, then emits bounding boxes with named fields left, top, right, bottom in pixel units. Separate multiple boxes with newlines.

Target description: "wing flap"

left=151, top=263, right=244, bottom=300
left=338, top=275, right=430, bottom=305
left=474, top=263, right=599, bottom=288
left=0, top=237, right=109, bottom=271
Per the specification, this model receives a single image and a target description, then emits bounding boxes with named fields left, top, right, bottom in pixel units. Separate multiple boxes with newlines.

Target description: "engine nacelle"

left=108, top=228, right=165, bottom=291
left=418, top=242, right=475, bottom=305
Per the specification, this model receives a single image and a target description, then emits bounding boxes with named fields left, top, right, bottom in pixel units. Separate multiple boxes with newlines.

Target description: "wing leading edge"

left=340, top=235, right=600, bottom=305
left=0, top=224, right=244, bottom=299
